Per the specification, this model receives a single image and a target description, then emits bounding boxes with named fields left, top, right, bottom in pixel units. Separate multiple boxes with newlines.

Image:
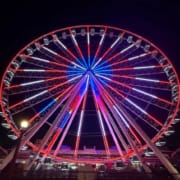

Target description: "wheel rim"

left=0, top=25, right=179, bottom=163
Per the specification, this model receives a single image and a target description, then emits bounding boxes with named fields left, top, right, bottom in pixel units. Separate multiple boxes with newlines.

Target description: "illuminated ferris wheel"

left=0, top=25, right=179, bottom=172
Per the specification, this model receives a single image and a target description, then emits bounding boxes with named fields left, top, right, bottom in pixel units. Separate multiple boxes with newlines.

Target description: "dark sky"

left=0, top=0, right=180, bottom=71
left=0, top=0, right=180, bottom=150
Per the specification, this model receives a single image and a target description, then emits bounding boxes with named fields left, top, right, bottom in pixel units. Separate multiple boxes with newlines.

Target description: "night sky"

left=0, top=0, right=180, bottom=150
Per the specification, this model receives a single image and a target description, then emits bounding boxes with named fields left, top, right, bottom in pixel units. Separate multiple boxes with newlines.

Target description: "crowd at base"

left=0, top=163, right=177, bottom=180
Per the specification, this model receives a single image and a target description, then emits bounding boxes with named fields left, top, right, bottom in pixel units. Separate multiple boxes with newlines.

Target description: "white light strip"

left=135, top=77, right=159, bottom=83
left=43, top=44, right=85, bottom=71
left=95, top=73, right=111, bottom=81
left=20, top=80, right=44, bottom=86
left=71, top=62, right=86, bottom=70
left=77, top=110, right=84, bottom=136
left=85, top=75, right=90, bottom=90
left=133, top=88, right=157, bottom=99
left=37, top=43, right=85, bottom=71
left=42, top=46, right=58, bottom=55
left=120, top=43, right=134, bottom=53
left=68, top=74, right=82, bottom=82
left=31, top=56, right=50, bottom=63
left=87, top=32, right=90, bottom=45
left=55, top=38, right=67, bottom=50
left=23, top=69, right=45, bottom=72
left=24, top=90, right=48, bottom=102
left=113, top=106, right=129, bottom=127
left=97, top=110, right=106, bottom=136
left=92, top=36, right=121, bottom=69
left=71, top=34, right=78, bottom=46
left=133, top=65, right=155, bottom=70
left=110, top=36, right=121, bottom=48
left=92, top=57, right=102, bottom=69
left=125, top=98, right=147, bottom=114
left=128, top=53, right=147, bottom=61
left=99, top=34, right=105, bottom=45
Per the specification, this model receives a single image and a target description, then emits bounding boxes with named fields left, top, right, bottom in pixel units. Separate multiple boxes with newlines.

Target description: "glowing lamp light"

left=20, top=120, right=29, bottom=129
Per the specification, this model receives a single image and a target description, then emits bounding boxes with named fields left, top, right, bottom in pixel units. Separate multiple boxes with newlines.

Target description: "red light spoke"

left=53, top=34, right=75, bottom=59
left=91, top=27, right=107, bottom=67
left=45, top=128, right=62, bottom=155
left=69, top=28, right=87, bottom=67
left=74, top=92, right=87, bottom=157
left=5, top=76, right=67, bottom=91
left=23, top=54, right=68, bottom=68
left=8, top=75, right=78, bottom=111
left=92, top=87, right=111, bottom=157
left=92, top=32, right=124, bottom=69
left=94, top=78, right=143, bottom=154
left=103, top=81, right=163, bottom=127
left=87, top=26, right=91, bottom=67
left=105, top=38, right=139, bottom=64
left=97, top=73, right=173, bottom=106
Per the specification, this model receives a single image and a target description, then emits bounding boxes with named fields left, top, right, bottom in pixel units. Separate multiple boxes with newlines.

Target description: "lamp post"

left=7, top=120, right=29, bottom=180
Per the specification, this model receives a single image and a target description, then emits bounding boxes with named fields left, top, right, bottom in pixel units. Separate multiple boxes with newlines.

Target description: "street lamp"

left=7, top=119, right=29, bottom=179
left=20, top=120, right=29, bottom=129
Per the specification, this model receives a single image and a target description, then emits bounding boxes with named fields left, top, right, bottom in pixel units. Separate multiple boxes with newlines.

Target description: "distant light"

left=90, top=28, right=95, bottom=36
left=144, top=44, right=150, bottom=52
left=26, top=47, right=34, bottom=55
left=43, top=38, right=49, bottom=45
left=155, top=141, right=166, bottom=147
left=80, top=28, right=86, bottom=36
left=20, top=145, right=28, bottom=150
left=127, top=36, right=133, bottom=43
left=1, top=123, right=10, bottom=129
left=166, top=128, right=175, bottom=133
left=30, top=154, right=34, bottom=158
left=62, top=32, right=67, bottom=39
left=8, top=134, right=18, bottom=140
left=144, top=150, right=154, bottom=156
left=131, top=156, right=140, bottom=163
left=70, top=165, right=78, bottom=170
left=20, top=120, right=29, bottom=129
left=164, top=131, right=173, bottom=136
left=173, top=118, right=180, bottom=124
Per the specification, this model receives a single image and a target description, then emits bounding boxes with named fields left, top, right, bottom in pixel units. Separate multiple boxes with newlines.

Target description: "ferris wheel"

left=0, top=25, right=179, bottom=172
